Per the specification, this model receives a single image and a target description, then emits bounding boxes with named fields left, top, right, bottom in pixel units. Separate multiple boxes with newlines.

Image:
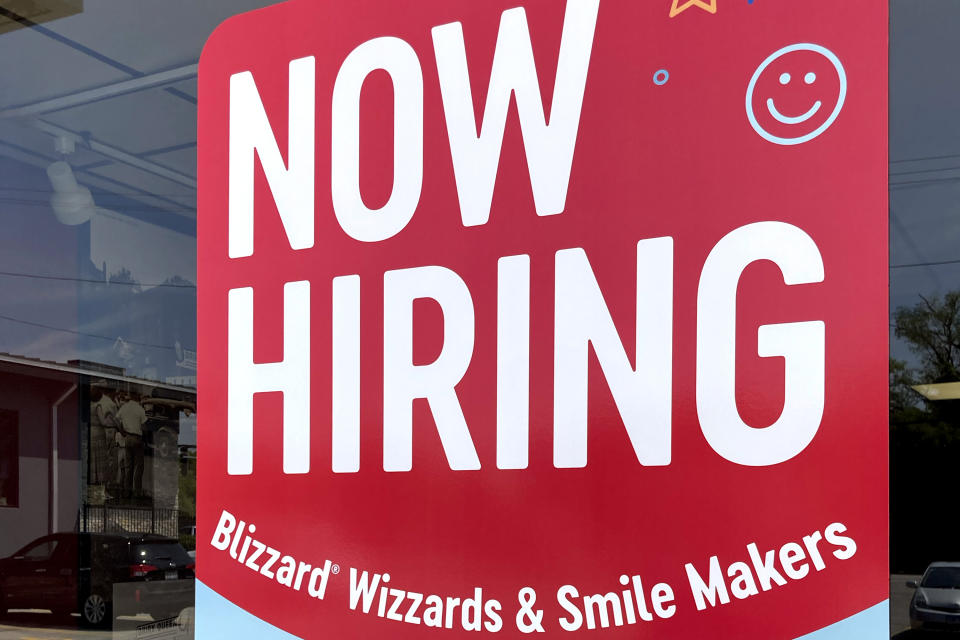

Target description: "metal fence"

left=81, top=505, right=179, bottom=538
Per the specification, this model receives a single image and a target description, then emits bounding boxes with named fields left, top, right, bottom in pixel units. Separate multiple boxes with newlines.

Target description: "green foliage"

left=179, top=534, right=196, bottom=552
left=178, top=456, right=196, bottom=519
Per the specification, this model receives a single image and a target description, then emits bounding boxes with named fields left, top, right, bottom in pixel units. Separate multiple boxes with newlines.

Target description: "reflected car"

left=0, top=532, right=194, bottom=628
left=909, top=562, right=960, bottom=631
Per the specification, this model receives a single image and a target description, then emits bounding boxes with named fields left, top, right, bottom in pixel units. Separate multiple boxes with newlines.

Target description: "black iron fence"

left=81, top=505, right=179, bottom=538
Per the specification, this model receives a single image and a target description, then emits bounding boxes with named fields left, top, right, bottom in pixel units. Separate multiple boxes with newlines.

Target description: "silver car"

left=909, top=562, right=960, bottom=631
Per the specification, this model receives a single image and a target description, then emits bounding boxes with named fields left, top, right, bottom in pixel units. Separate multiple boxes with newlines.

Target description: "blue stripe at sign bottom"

left=794, top=600, right=889, bottom=639
left=197, top=581, right=888, bottom=639
left=196, top=581, right=301, bottom=640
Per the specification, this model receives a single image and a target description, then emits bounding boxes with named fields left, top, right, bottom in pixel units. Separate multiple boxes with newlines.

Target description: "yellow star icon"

left=669, top=0, right=717, bottom=17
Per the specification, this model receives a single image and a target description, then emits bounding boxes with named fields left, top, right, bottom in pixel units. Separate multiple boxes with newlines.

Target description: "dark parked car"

left=0, top=532, right=194, bottom=627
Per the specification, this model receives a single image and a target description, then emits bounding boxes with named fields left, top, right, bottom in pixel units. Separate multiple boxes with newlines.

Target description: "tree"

left=894, top=291, right=960, bottom=384
left=108, top=267, right=141, bottom=291
left=890, top=357, right=919, bottom=415
left=890, top=292, right=960, bottom=573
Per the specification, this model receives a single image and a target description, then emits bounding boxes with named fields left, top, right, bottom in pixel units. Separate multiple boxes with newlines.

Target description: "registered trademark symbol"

left=332, top=564, right=341, bottom=575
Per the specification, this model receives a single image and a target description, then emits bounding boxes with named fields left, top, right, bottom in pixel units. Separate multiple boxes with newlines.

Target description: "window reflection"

left=0, top=1, right=275, bottom=636
left=0, top=0, right=952, bottom=637
left=890, top=0, right=960, bottom=637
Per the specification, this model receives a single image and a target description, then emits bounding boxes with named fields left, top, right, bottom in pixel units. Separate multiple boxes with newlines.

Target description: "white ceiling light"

left=47, top=160, right=96, bottom=226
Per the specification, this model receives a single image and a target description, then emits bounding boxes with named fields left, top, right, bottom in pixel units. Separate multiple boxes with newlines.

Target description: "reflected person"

left=89, top=387, right=109, bottom=488
left=117, top=391, right=148, bottom=498
left=95, top=386, right=120, bottom=496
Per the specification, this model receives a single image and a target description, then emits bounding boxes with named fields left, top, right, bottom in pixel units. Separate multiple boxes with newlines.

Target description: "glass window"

left=890, top=0, right=960, bottom=636
left=921, top=567, right=960, bottom=590
left=0, top=0, right=952, bottom=637
left=16, top=539, right=58, bottom=562
left=0, top=409, right=16, bottom=507
left=0, top=1, right=276, bottom=635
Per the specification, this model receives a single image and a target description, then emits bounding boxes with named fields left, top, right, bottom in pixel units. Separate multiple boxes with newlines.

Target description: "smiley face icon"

left=746, top=43, right=847, bottom=145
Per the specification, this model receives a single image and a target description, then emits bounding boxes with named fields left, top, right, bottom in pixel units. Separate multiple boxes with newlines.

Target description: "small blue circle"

left=653, top=69, right=670, bottom=86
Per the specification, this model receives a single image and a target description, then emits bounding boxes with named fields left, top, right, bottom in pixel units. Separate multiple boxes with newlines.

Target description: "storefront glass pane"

left=0, top=2, right=274, bottom=637
left=889, top=0, right=960, bottom=637
left=0, top=0, right=952, bottom=637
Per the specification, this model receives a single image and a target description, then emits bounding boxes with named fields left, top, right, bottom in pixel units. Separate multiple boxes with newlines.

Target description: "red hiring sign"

left=197, top=0, right=888, bottom=637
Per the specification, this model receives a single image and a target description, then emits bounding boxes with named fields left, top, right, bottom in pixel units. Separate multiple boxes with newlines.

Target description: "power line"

left=0, top=187, right=194, bottom=199
left=890, top=165, right=960, bottom=178
left=891, top=258, right=960, bottom=270
left=0, top=269, right=195, bottom=289
left=0, top=197, right=195, bottom=216
left=890, top=175, right=960, bottom=189
left=890, top=152, right=960, bottom=165
left=0, top=312, right=174, bottom=351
